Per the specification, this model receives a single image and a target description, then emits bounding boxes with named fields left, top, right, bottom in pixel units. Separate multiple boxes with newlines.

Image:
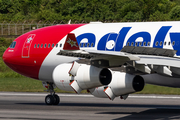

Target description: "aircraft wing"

left=58, top=33, right=140, bottom=67
left=58, top=33, right=180, bottom=76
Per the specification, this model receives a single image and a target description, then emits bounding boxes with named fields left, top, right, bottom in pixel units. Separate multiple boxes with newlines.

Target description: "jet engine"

left=89, top=71, right=144, bottom=100
left=53, top=62, right=112, bottom=93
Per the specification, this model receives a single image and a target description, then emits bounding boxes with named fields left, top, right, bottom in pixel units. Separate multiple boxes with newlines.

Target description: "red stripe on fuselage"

left=3, top=24, right=85, bottom=79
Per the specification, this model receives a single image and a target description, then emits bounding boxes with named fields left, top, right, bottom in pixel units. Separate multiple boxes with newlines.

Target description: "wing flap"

left=136, top=55, right=180, bottom=68
left=121, top=46, right=177, bottom=57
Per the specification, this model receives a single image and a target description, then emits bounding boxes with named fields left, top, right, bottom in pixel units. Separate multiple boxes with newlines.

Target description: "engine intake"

left=99, top=68, right=112, bottom=85
left=133, top=75, right=144, bottom=92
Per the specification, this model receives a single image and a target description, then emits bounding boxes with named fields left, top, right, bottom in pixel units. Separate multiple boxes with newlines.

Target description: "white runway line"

left=129, top=95, right=180, bottom=99
left=0, top=92, right=92, bottom=97
left=0, top=92, right=180, bottom=99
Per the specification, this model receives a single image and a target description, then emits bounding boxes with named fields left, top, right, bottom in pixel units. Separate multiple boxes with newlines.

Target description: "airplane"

left=3, top=21, right=180, bottom=105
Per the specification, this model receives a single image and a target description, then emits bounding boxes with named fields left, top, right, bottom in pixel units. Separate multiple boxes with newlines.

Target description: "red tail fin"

left=63, top=33, right=80, bottom=50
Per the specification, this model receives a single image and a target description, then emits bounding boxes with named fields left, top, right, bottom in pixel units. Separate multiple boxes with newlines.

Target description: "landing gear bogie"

left=45, top=94, right=60, bottom=105
left=53, top=94, right=60, bottom=105
left=43, top=82, right=60, bottom=105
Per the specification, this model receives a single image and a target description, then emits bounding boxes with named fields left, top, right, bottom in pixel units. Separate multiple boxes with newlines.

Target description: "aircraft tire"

left=53, top=94, right=60, bottom=105
left=45, top=95, right=54, bottom=105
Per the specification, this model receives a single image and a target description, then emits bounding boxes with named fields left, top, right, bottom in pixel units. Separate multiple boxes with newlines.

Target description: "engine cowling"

left=89, top=71, right=144, bottom=100
left=53, top=62, right=112, bottom=93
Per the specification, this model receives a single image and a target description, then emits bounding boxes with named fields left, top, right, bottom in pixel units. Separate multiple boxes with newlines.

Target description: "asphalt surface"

left=0, top=92, right=180, bottom=120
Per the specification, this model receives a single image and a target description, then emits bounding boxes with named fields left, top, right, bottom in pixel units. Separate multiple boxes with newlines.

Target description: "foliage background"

left=0, top=0, right=180, bottom=23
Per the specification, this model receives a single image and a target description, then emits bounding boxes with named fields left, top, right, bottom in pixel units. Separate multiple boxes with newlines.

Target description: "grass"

left=138, top=84, right=180, bottom=95
left=0, top=77, right=75, bottom=93
left=0, top=77, right=44, bottom=92
left=1, top=77, right=180, bottom=95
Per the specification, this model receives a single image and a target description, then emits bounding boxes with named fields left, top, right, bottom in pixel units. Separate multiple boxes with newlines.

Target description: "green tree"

left=169, top=5, right=180, bottom=20
left=0, top=0, right=179, bottom=22
left=149, top=10, right=169, bottom=21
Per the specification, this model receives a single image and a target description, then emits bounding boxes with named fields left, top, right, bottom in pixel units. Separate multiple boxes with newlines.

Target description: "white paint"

left=135, top=37, right=143, bottom=42
left=106, top=40, right=115, bottom=50
left=80, top=38, right=88, bottom=43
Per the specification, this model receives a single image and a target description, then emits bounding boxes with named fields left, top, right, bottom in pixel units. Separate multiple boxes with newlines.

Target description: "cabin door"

left=22, top=34, right=36, bottom=58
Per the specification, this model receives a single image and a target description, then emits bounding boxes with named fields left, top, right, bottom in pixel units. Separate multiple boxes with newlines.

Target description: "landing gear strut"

left=44, top=82, right=60, bottom=105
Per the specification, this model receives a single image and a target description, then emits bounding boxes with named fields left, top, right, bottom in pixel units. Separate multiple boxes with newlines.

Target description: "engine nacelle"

left=89, top=71, right=144, bottom=100
left=53, top=62, right=112, bottom=93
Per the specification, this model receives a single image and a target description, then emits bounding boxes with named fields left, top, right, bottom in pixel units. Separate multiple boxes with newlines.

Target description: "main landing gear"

left=45, top=94, right=59, bottom=105
left=43, top=82, right=60, bottom=105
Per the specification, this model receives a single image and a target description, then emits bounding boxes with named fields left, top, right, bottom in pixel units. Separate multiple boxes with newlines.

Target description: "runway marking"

left=0, top=92, right=180, bottom=99
left=0, top=93, right=92, bottom=97
left=129, top=95, right=180, bottom=99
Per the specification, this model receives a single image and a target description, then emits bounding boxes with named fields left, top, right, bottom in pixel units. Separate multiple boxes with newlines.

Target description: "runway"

left=0, top=93, right=180, bottom=120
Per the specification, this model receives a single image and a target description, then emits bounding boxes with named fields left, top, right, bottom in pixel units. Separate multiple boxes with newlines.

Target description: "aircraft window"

left=48, top=44, right=50, bottom=48
left=44, top=44, right=47, bottom=48
left=160, top=41, right=162, bottom=46
left=127, top=42, right=130, bottom=46
left=135, top=42, right=138, bottom=46
left=9, top=41, right=16, bottom=48
left=37, top=44, right=40, bottom=48
left=60, top=44, right=62, bottom=47
left=87, top=43, right=90, bottom=47
left=83, top=43, right=85, bottom=47
left=52, top=43, right=55, bottom=48
left=34, top=44, right=36, bottom=48
left=131, top=42, right=134, bottom=46
left=91, top=43, right=94, bottom=47
left=155, top=41, right=158, bottom=46
left=143, top=42, right=146, bottom=46
left=13, top=42, right=16, bottom=48
left=164, top=42, right=166, bottom=45
left=147, top=42, right=150, bottom=46
left=139, top=42, right=142, bottom=46
left=56, top=44, right=58, bottom=47
left=168, top=42, right=171, bottom=45
left=172, top=41, right=175, bottom=46
left=41, top=44, right=43, bottom=48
